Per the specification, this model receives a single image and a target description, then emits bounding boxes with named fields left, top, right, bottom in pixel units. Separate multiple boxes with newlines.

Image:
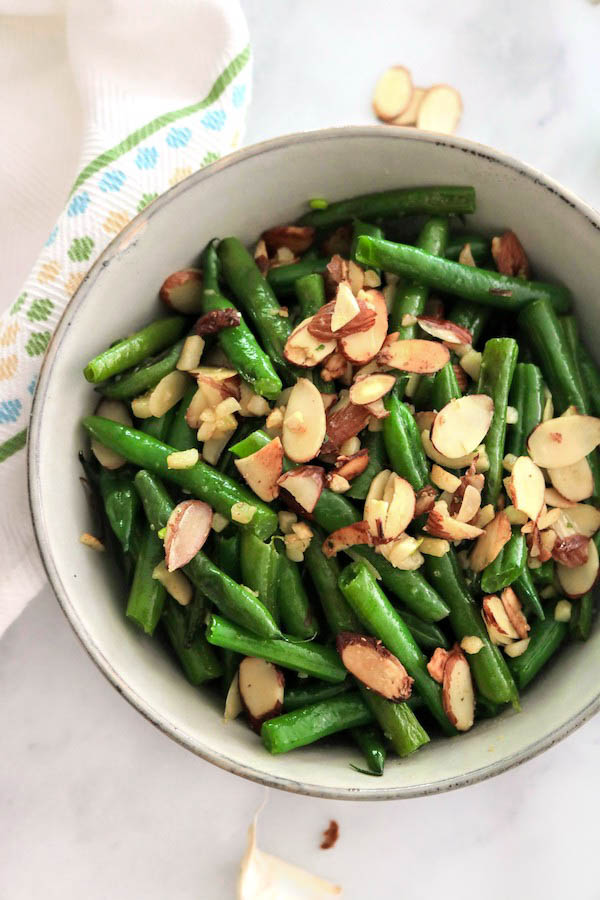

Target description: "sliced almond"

left=431, top=395, right=494, bottom=459
left=159, top=268, right=203, bottom=314
left=283, top=316, right=337, bottom=368
left=164, top=500, right=212, bottom=572
left=350, top=373, right=396, bottom=406
left=554, top=504, right=600, bottom=539
left=504, top=638, right=530, bottom=658
left=152, top=560, right=193, bottom=606
left=262, top=225, right=315, bottom=255
left=365, top=498, right=389, bottom=539
left=417, top=84, right=463, bottom=135
left=148, top=370, right=189, bottom=418
left=234, top=438, right=284, bottom=502
left=91, top=398, right=132, bottom=469
left=427, top=647, right=450, bottom=683
left=491, top=231, right=530, bottom=279
left=527, top=415, right=600, bottom=468
left=482, top=594, right=519, bottom=645
left=372, top=66, right=413, bottom=121
left=339, top=290, right=389, bottom=365
left=458, top=244, right=476, bottom=267
left=336, top=633, right=413, bottom=700
left=472, top=503, right=496, bottom=529
left=364, top=398, right=389, bottom=420
left=365, top=469, right=392, bottom=504
left=500, top=586, right=529, bottom=639
left=470, top=511, right=511, bottom=572
left=417, top=316, right=472, bottom=345
left=415, top=410, right=437, bottom=433
left=321, top=351, right=352, bottom=383
left=224, top=671, right=243, bottom=722
left=322, top=521, right=373, bottom=557
left=391, top=86, right=426, bottom=125
left=507, top=456, right=545, bottom=522
left=238, top=657, right=285, bottom=732
left=378, top=337, right=450, bottom=374
left=442, top=647, right=475, bottom=731
left=382, top=474, right=416, bottom=539
left=425, top=500, right=483, bottom=541
left=556, top=538, right=599, bottom=598
left=309, top=292, right=376, bottom=341
left=460, top=348, right=483, bottom=381
left=430, top=464, right=461, bottom=494
left=421, top=429, right=479, bottom=469
left=414, top=485, right=438, bottom=517
left=544, top=487, right=577, bottom=509
left=323, top=396, right=371, bottom=454
left=282, top=379, right=326, bottom=463
left=460, top=635, right=484, bottom=655
left=376, top=535, right=424, bottom=570
left=331, top=282, right=360, bottom=332
left=278, top=465, right=325, bottom=513
left=333, top=449, right=370, bottom=482
left=548, top=457, right=594, bottom=503
left=536, top=506, right=562, bottom=531
left=454, top=483, right=482, bottom=524
left=419, top=536, right=450, bottom=557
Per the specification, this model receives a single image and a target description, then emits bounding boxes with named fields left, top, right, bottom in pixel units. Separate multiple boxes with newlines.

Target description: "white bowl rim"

left=28, top=124, right=600, bottom=801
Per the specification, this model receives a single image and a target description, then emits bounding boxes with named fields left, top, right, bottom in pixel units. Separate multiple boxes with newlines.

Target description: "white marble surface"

left=2, top=1, right=600, bottom=897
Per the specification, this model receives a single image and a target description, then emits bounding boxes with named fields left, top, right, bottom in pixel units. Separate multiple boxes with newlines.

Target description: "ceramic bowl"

left=29, top=126, right=600, bottom=800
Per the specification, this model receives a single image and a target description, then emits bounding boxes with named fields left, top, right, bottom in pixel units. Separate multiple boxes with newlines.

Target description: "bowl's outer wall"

left=29, top=128, right=600, bottom=799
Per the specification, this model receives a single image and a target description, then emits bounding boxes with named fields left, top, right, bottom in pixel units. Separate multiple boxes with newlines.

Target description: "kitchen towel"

left=0, top=0, right=251, bottom=635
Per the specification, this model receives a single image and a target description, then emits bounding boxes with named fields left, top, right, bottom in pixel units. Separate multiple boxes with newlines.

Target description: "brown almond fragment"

left=482, top=594, right=518, bottom=645
left=491, top=231, right=530, bottom=278
left=442, top=647, right=475, bottom=731
left=308, top=294, right=376, bottom=342
left=164, top=500, right=213, bottom=572
left=322, top=521, right=373, bottom=557
left=378, top=337, right=450, bottom=374
left=194, top=308, right=241, bottom=335
left=320, top=351, right=350, bottom=383
left=320, top=820, right=340, bottom=851
left=339, top=290, right=388, bottom=365
left=415, top=485, right=438, bottom=516
left=500, top=586, right=530, bottom=639
left=238, top=657, right=285, bottom=732
left=336, top=633, right=413, bottom=701
left=470, top=511, right=511, bottom=572
left=254, top=238, right=269, bottom=275
left=417, top=316, right=472, bottom=346
left=551, top=534, right=590, bottom=568
left=160, top=268, right=203, bottom=314
left=425, top=501, right=483, bottom=541
left=262, top=225, right=315, bottom=255
left=333, top=449, right=370, bottom=482
left=234, top=438, right=284, bottom=502
left=324, top=401, right=371, bottom=454
left=427, top=647, right=451, bottom=683
left=277, top=465, right=325, bottom=514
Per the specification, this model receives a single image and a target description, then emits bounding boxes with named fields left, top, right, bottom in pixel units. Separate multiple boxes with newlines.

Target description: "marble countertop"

left=3, top=1, right=600, bottom=897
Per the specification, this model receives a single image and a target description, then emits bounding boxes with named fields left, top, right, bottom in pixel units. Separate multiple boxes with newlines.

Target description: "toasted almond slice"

left=556, top=538, right=599, bottom=598
left=554, top=504, right=600, bottom=539
left=333, top=449, right=369, bottom=482
left=283, top=316, right=337, bottom=368
left=500, top=586, right=529, bottom=639
left=391, top=86, right=426, bottom=125
left=79, top=532, right=105, bottom=552
left=470, top=510, right=511, bottom=572
left=427, top=647, right=450, bottom=683
left=349, top=373, right=396, bottom=406
left=365, top=498, right=389, bottom=539
left=415, top=485, right=438, bottom=517
left=491, top=231, right=530, bottom=279
left=372, top=66, right=413, bottom=121
left=527, top=415, right=600, bottom=468
left=460, top=348, right=483, bottom=381
left=331, top=282, right=360, bottom=332
left=238, top=657, right=285, bottom=732
left=383, top=474, right=416, bottom=539
left=262, top=225, right=315, bottom=254
left=419, top=536, right=450, bottom=557
left=551, top=534, right=590, bottom=568
left=504, top=638, right=530, bottom=658
left=339, top=290, right=388, bottom=365
left=365, top=469, right=392, bottom=504
left=415, top=410, right=437, bottom=433
left=431, top=395, right=494, bottom=458
left=378, top=337, right=450, bottom=374
left=548, top=457, right=594, bottom=502
left=544, top=487, right=577, bottom=509
left=327, top=473, right=350, bottom=493
left=460, top=635, right=484, bottom=655
left=430, top=464, right=461, bottom=494
left=337, top=632, right=413, bottom=700
left=508, top=456, right=545, bottom=521
left=224, top=671, right=243, bottom=722
left=152, top=560, right=193, bottom=606
left=536, top=506, right=562, bottom=531
left=364, top=398, right=389, bottom=420
left=416, top=316, right=472, bottom=345
left=322, top=521, right=373, bottom=557
left=376, top=535, right=424, bottom=570
left=458, top=244, right=476, bottom=267
left=455, top=483, right=482, bottom=524
left=159, top=268, right=203, bottom=314
left=282, top=379, right=326, bottom=463
left=234, top=437, right=284, bottom=502
left=472, top=503, right=495, bottom=529
left=278, top=465, right=325, bottom=513
left=421, top=429, right=479, bottom=469
left=425, top=500, right=483, bottom=541
left=91, top=398, right=132, bottom=469
left=340, top=436, right=361, bottom=456
left=417, top=84, right=463, bottom=135
left=190, top=365, right=239, bottom=384
left=442, top=647, right=474, bottom=731
left=164, top=500, right=212, bottom=572
left=482, top=594, right=519, bottom=645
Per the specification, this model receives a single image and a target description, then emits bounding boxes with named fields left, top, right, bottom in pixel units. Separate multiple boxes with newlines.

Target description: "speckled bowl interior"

left=29, top=127, right=600, bottom=799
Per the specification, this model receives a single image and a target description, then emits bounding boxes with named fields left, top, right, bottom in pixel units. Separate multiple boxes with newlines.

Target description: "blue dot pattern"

left=67, top=192, right=91, bottom=217
left=232, top=84, right=246, bottom=108
left=99, top=170, right=126, bottom=192
left=0, top=399, right=22, bottom=424
left=201, top=109, right=226, bottom=131
left=28, top=376, right=37, bottom=396
left=45, top=226, right=58, bottom=247
left=166, top=126, right=192, bottom=148
left=135, top=147, right=159, bottom=170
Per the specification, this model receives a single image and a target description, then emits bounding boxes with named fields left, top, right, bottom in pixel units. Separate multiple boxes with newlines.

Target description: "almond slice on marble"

left=331, top=282, right=360, bottom=332
left=349, top=373, right=396, bottom=406
left=282, top=378, right=326, bottom=463
left=333, top=449, right=370, bottom=482
left=160, top=268, right=203, bottom=314
left=431, top=394, right=494, bottom=459
left=382, top=474, right=416, bottom=539
left=416, top=316, right=472, bottom=345
left=234, top=437, right=284, bottom=502
left=425, top=500, right=483, bottom=541
left=507, top=456, right=545, bottom=522
left=278, top=465, right=325, bottom=513
left=554, top=504, right=600, bottom=539
left=417, top=84, right=463, bottom=135
left=469, top=510, right=511, bottom=572
left=442, top=646, right=475, bottom=731
left=91, top=398, right=132, bottom=469
left=421, top=429, right=479, bottom=469
left=427, top=646, right=450, bottom=683
left=238, top=657, right=285, bottom=732
left=482, top=594, right=519, bottom=645
left=500, top=586, right=530, bottom=639
left=164, top=499, right=213, bottom=572
left=336, top=633, right=413, bottom=700
left=454, top=483, right=482, bottom=524
left=372, top=66, right=413, bottom=121
left=527, top=415, right=600, bottom=468
left=556, top=538, right=599, bottom=598
left=339, top=290, right=388, bottom=365
left=262, top=225, right=315, bottom=255
left=283, top=316, right=337, bottom=368
left=552, top=534, right=590, bottom=568
left=544, top=487, right=577, bottom=509
left=548, top=457, right=594, bottom=503
left=322, top=521, right=373, bottom=557
left=391, top=86, right=426, bottom=125
left=378, top=337, right=450, bottom=374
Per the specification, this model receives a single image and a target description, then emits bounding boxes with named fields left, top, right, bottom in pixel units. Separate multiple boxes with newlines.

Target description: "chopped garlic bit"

left=212, top=512, right=230, bottom=533
left=506, top=406, right=519, bottom=425
left=152, top=560, right=192, bottom=605
left=554, top=599, right=572, bottom=623
left=340, top=436, right=361, bottom=456
left=328, top=474, right=350, bottom=493
left=80, top=532, right=105, bottom=552
left=284, top=522, right=313, bottom=561
left=278, top=510, right=298, bottom=534
left=167, top=448, right=199, bottom=469
left=474, top=445, right=490, bottom=473
left=502, top=453, right=518, bottom=472
left=460, top=635, right=484, bottom=655
left=231, top=502, right=257, bottom=525
left=176, top=334, right=205, bottom=371
left=460, top=349, right=482, bottom=381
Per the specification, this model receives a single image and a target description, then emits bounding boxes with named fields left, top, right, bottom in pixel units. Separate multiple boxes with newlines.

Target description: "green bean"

left=346, top=431, right=387, bottom=500
left=476, top=693, right=504, bottom=719
left=304, top=530, right=362, bottom=633
left=240, top=532, right=279, bottom=625
left=294, top=272, right=326, bottom=319
left=220, top=649, right=241, bottom=695
left=412, top=374, right=435, bottom=410
left=338, top=561, right=455, bottom=735
left=399, top=610, right=450, bottom=651
left=213, top=530, right=241, bottom=582
left=298, top=186, right=476, bottom=229
left=275, top=544, right=318, bottom=639
left=163, top=597, right=223, bottom=685
left=183, top=590, right=208, bottom=648
left=383, top=390, right=429, bottom=490
left=166, top=382, right=197, bottom=451
left=570, top=591, right=595, bottom=641
left=477, top=338, right=518, bottom=505
left=99, top=338, right=187, bottom=399
left=351, top=220, right=384, bottom=271
left=505, top=363, right=544, bottom=457
left=98, top=468, right=139, bottom=553
left=355, top=237, right=570, bottom=313
left=508, top=617, right=568, bottom=690
left=261, top=692, right=372, bottom=754
left=481, top=532, right=527, bottom=594
left=575, top=342, right=600, bottom=418
left=357, top=686, right=429, bottom=757
left=432, top=361, right=461, bottom=412
left=201, top=241, right=282, bottom=399
left=134, top=470, right=281, bottom=638
left=513, top=565, right=546, bottom=621
left=423, top=551, right=518, bottom=706
left=82, top=416, right=278, bottom=540
left=267, top=257, right=328, bottom=294
left=448, top=300, right=491, bottom=346
left=531, top=559, right=555, bottom=587
left=206, top=615, right=347, bottom=683
left=351, top=725, right=387, bottom=774
left=126, top=524, right=166, bottom=635
left=84, top=317, right=186, bottom=384
left=283, top=679, right=352, bottom=711
left=445, top=234, right=490, bottom=264
left=390, top=217, right=449, bottom=336
left=140, top=408, right=176, bottom=441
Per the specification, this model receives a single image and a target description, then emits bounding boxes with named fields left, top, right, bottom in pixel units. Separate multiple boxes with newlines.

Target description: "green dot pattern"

left=10, top=293, right=27, bottom=315
left=137, top=192, right=158, bottom=212
left=67, top=236, right=95, bottom=262
left=27, top=298, right=54, bottom=322
left=25, top=330, right=51, bottom=357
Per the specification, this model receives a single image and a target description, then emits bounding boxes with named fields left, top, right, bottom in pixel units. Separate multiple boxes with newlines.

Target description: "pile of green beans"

left=79, top=183, right=600, bottom=776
